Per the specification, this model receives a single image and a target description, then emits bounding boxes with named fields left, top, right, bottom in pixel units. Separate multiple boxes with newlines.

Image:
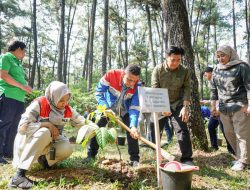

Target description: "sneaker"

left=129, top=161, right=140, bottom=167
left=8, top=175, right=35, bottom=189
left=0, top=157, right=8, bottom=164
left=82, top=156, right=96, bottom=164
left=37, top=155, right=50, bottom=169
left=182, top=161, right=194, bottom=166
left=231, top=161, right=247, bottom=171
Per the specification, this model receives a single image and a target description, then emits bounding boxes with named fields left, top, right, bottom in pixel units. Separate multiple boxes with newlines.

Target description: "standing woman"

left=210, top=45, right=250, bottom=171
left=0, top=40, right=32, bottom=164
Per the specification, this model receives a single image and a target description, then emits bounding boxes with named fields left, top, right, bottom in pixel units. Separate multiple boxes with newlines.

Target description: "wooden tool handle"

left=105, top=110, right=175, bottom=161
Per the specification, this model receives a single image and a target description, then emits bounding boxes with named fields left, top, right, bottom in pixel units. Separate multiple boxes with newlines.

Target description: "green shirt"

left=151, top=63, right=191, bottom=110
left=0, top=52, right=27, bottom=102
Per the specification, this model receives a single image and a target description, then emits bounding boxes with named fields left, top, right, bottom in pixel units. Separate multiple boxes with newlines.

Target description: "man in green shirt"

left=0, top=40, right=32, bottom=164
left=151, top=46, right=193, bottom=165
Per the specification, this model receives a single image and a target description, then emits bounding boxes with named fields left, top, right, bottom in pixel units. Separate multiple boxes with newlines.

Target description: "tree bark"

left=87, top=0, right=97, bottom=92
left=146, top=4, right=156, bottom=67
left=232, top=0, right=237, bottom=50
left=30, top=0, right=38, bottom=88
left=64, top=0, right=78, bottom=83
left=161, top=0, right=208, bottom=150
left=101, top=0, right=109, bottom=75
left=57, top=0, right=65, bottom=82
left=123, top=0, right=128, bottom=68
left=37, top=47, right=42, bottom=89
left=246, top=0, right=250, bottom=63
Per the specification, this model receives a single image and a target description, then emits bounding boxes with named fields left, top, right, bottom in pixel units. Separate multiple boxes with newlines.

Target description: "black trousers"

left=87, top=113, right=140, bottom=162
left=150, top=106, right=193, bottom=162
left=0, top=94, right=24, bottom=158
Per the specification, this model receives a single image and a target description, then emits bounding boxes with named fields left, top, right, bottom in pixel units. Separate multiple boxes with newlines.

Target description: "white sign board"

left=138, top=87, right=170, bottom=113
left=138, top=86, right=171, bottom=188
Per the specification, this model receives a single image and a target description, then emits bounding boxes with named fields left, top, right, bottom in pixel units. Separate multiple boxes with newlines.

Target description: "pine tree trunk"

left=37, top=47, right=42, bottom=89
left=30, top=0, right=38, bottom=88
left=246, top=0, right=250, bottom=63
left=146, top=5, right=156, bottom=67
left=87, top=0, right=97, bottom=92
left=123, top=0, right=128, bottom=68
left=232, top=0, right=237, bottom=50
left=57, top=0, right=65, bottom=82
left=161, top=0, right=208, bottom=151
left=64, top=0, right=78, bottom=83
left=101, top=0, right=109, bottom=75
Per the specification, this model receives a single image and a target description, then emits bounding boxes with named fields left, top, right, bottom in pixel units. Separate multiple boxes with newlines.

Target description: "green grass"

left=0, top=126, right=249, bottom=189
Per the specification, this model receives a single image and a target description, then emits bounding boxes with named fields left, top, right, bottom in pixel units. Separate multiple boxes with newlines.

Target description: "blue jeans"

left=208, top=116, right=235, bottom=154
left=0, top=94, right=24, bottom=158
left=164, top=118, right=173, bottom=143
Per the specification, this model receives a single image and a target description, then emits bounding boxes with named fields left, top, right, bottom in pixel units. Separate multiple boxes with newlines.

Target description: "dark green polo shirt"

left=0, top=52, right=27, bottom=102
left=151, top=63, right=191, bottom=110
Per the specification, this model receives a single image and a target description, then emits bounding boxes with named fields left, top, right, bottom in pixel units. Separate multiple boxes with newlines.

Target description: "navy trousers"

left=150, top=106, right=193, bottom=162
left=163, top=118, right=173, bottom=143
left=87, top=113, right=140, bottom=162
left=0, top=94, right=24, bottom=158
left=208, top=116, right=234, bottom=154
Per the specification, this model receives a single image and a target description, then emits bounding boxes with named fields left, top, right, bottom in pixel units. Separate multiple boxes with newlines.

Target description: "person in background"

left=0, top=40, right=32, bottom=164
left=161, top=119, right=173, bottom=147
left=9, top=81, right=87, bottom=189
left=151, top=46, right=193, bottom=165
left=84, top=64, right=141, bottom=167
left=210, top=45, right=250, bottom=171
left=202, top=66, right=234, bottom=154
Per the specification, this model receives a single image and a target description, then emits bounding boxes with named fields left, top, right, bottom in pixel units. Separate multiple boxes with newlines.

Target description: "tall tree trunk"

left=214, top=25, right=217, bottom=50
left=146, top=5, right=156, bottom=67
left=87, top=0, right=97, bottom=92
left=64, top=0, right=78, bottom=83
left=83, top=33, right=90, bottom=80
left=193, top=0, right=203, bottom=46
left=57, top=0, right=65, bottom=82
left=118, top=24, right=125, bottom=68
left=30, top=0, right=38, bottom=88
left=108, top=24, right=112, bottom=70
left=101, top=0, right=109, bottom=75
left=28, top=35, right=32, bottom=81
left=189, top=0, right=195, bottom=28
left=232, top=0, right=237, bottom=50
left=161, top=0, right=208, bottom=151
left=123, top=0, right=128, bottom=68
left=154, top=13, right=164, bottom=63
left=37, top=47, right=42, bottom=89
left=246, top=0, right=250, bottom=63
left=83, top=1, right=91, bottom=80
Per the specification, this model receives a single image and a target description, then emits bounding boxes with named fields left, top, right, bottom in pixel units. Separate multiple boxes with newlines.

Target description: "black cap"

left=203, top=66, right=213, bottom=73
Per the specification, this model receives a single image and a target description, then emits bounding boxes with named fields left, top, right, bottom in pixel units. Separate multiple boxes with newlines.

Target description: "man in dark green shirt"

left=0, top=40, right=32, bottom=164
left=151, top=46, right=193, bottom=165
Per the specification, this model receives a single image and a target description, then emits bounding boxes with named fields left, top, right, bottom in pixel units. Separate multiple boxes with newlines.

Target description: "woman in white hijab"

left=210, top=45, right=250, bottom=171
left=9, top=81, right=87, bottom=189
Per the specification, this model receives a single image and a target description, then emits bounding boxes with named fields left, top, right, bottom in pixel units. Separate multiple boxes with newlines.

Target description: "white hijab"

left=216, top=45, right=244, bottom=69
left=44, top=81, right=71, bottom=126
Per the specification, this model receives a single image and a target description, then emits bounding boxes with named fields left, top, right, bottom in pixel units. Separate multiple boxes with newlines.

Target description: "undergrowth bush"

left=24, top=86, right=97, bottom=115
